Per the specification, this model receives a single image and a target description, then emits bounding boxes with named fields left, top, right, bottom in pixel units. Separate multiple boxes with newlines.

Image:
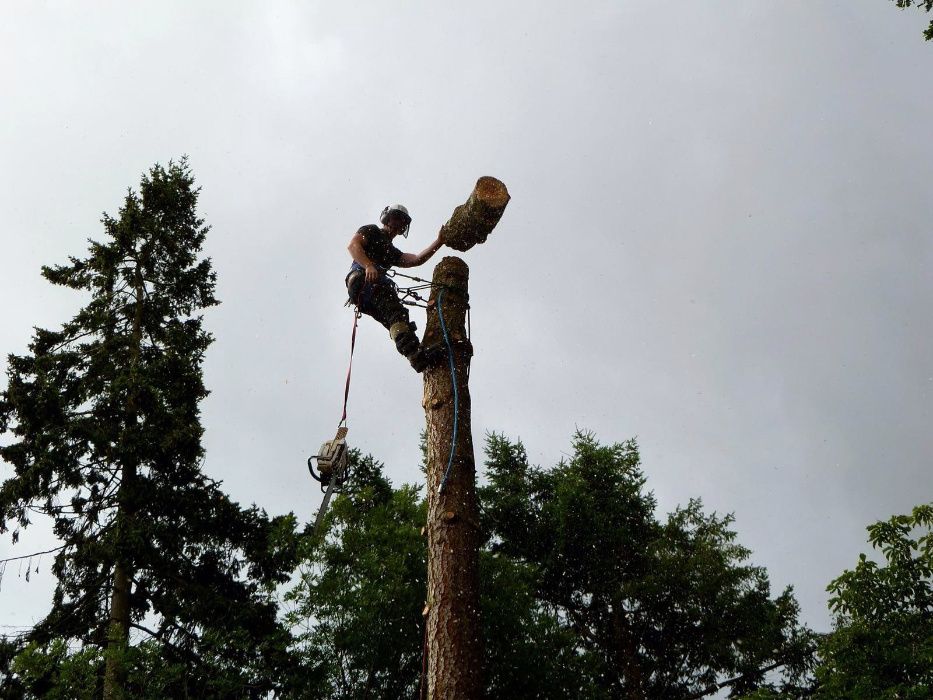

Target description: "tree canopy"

left=286, top=432, right=815, bottom=699
left=813, top=504, right=933, bottom=699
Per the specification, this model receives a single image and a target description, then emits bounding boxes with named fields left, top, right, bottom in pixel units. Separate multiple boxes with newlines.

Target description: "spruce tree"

left=0, top=161, right=297, bottom=698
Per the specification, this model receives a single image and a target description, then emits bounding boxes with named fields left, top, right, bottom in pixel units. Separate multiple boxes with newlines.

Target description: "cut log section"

left=440, top=176, right=510, bottom=252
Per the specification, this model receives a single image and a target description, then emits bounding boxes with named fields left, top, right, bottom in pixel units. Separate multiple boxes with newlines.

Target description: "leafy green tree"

left=285, top=452, right=426, bottom=698
left=3, top=639, right=103, bottom=700
left=2, top=636, right=251, bottom=700
left=288, top=432, right=814, bottom=699
left=0, top=160, right=298, bottom=698
left=286, top=449, right=595, bottom=699
left=890, top=0, right=933, bottom=40
left=481, top=432, right=814, bottom=699
left=479, top=545, right=602, bottom=698
left=813, top=504, right=932, bottom=699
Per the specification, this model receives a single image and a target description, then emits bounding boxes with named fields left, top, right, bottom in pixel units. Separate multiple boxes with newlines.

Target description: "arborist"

left=346, top=204, right=445, bottom=372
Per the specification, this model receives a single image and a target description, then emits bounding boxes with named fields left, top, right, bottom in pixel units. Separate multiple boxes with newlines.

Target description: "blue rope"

left=437, top=288, right=459, bottom=494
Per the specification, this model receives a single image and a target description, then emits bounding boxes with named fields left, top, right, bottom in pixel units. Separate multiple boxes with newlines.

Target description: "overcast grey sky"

left=2, top=1, right=931, bottom=640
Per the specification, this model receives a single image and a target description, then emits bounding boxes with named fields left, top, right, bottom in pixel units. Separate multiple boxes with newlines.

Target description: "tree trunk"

left=103, top=558, right=132, bottom=699
left=422, top=256, right=483, bottom=699
left=103, top=265, right=144, bottom=700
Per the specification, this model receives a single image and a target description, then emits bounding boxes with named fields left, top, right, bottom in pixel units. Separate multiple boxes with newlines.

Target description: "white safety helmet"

left=380, top=203, right=412, bottom=237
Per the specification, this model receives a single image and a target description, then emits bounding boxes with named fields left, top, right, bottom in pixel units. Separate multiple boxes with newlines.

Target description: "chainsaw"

left=308, top=425, right=351, bottom=533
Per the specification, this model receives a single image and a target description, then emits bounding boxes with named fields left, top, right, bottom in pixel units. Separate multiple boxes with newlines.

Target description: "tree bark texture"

left=103, top=559, right=132, bottom=700
left=440, top=177, right=510, bottom=252
left=103, top=266, right=144, bottom=700
left=422, top=257, right=482, bottom=700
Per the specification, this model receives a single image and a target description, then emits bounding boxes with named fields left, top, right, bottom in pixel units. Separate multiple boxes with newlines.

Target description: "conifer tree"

left=0, top=161, right=297, bottom=698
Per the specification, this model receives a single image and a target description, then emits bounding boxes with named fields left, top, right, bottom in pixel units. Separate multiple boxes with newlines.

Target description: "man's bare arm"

left=348, top=232, right=381, bottom=283
left=398, top=234, right=444, bottom=268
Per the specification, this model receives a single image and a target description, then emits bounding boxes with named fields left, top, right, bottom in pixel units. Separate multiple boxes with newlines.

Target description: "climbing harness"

left=386, top=269, right=433, bottom=309
left=388, top=269, right=472, bottom=339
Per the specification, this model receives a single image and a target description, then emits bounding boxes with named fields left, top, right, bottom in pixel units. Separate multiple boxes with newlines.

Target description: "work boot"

left=408, top=345, right=447, bottom=373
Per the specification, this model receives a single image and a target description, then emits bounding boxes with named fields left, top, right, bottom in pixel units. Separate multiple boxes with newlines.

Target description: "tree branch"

left=684, top=659, right=788, bottom=700
left=130, top=621, right=207, bottom=668
left=562, top=603, right=601, bottom=649
left=0, top=544, right=67, bottom=564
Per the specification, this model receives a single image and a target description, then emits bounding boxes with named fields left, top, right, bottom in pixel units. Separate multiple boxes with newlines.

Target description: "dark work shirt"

left=356, top=224, right=402, bottom=270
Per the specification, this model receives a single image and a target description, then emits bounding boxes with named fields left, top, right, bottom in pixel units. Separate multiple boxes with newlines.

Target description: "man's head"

left=380, top=204, right=412, bottom=238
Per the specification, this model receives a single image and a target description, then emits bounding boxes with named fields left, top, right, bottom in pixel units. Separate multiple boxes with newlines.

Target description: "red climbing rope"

left=340, top=309, right=360, bottom=425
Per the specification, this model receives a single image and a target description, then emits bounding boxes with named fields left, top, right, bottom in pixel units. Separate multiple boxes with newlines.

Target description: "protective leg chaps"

left=346, top=272, right=440, bottom=373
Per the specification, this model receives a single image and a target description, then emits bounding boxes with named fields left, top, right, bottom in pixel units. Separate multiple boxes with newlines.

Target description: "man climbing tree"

left=345, top=204, right=445, bottom=372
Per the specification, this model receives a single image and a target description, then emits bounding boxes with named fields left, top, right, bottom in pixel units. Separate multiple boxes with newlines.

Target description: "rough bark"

left=103, top=265, right=143, bottom=700
left=440, top=177, right=510, bottom=252
left=422, top=257, right=482, bottom=699
left=103, top=560, right=132, bottom=699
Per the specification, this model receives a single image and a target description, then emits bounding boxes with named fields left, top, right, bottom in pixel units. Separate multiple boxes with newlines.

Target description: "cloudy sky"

left=2, top=1, right=931, bottom=639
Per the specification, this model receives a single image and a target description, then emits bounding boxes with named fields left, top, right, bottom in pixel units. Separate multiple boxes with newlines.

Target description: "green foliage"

left=0, top=160, right=299, bottom=697
left=288, top=432, right=815, bottom=699
left=285, top=451, right=427, bottom=698
left=286, top=448, right=596, bottom=699
left=5, top=638, right=202, bottom=699
left=481, top=431, right=814, bottom=699
left=891, top=0, right=933, bottom=40
left=5, top=634, right=294, bottom=699
left=480, top=549, right=604, bottom=698
left=813, top=504, right=933, bottom=699
left=7, top=639, right=102, bottom=699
